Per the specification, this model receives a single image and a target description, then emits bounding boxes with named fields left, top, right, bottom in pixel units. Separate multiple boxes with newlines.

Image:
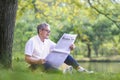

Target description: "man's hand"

left=69, top=44, right=75, bottom=51
left=25, top=55, right=46, bottom=64
left=37, top=59, right=46, bottom=64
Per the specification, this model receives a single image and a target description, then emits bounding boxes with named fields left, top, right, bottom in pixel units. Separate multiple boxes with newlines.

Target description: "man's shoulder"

left=26, top=35, right=37, bottom=42
left=29, top=35, right=38, bottom=40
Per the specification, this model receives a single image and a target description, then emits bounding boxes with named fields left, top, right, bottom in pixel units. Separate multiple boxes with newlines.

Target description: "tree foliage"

left=14, top=0, right=120, bottom=58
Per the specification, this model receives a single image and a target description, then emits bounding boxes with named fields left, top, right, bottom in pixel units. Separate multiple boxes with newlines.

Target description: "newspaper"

left=46, top=33, right=77, bottom=68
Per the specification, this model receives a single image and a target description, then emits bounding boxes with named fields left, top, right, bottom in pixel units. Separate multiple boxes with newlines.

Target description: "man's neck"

left=38, top=35, right=44, bottom=42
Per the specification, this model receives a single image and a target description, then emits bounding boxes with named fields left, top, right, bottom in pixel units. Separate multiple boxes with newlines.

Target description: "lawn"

left=0, top=59, right=120, bottom=80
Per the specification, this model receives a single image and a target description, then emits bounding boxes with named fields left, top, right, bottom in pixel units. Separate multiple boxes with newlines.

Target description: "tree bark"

left=0, top=0, right=18, bottom=68
left=87, top=43, right=91, bottom=58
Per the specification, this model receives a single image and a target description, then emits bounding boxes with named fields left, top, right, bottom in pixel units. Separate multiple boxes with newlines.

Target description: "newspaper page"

left=52, top=33, right=77, bottom=54
left=46, top=52, right=68, bottom=68
left=46, top=33, right=77, bottom=68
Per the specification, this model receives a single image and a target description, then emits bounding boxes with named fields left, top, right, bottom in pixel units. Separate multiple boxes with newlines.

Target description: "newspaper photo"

left=46, top=33, right=77, bottom=68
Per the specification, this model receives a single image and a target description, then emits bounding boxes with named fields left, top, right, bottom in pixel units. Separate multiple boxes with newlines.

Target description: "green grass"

left=0, top=59, right=120, bottom=80
left=0, top=68, right=120, bottom=80
left=1, top=53, right=120, bottom=80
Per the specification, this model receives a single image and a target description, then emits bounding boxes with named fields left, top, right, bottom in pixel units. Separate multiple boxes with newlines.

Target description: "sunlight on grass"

left=0, top=54, right=120, bottom=80
left=0, top=68, right=120, bottom=80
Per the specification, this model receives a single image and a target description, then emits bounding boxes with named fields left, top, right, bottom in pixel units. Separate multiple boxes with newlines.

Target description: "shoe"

left=78, top=66, right=94, bottom=73
left=77, top=66, right=85, bottom=72
left=63, top=66, right=73, bottom=74
left=85, top=70, right=94, bottom=73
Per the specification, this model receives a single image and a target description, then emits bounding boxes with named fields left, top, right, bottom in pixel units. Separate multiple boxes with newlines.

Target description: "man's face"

left=39, top=26, right=51, bottom=39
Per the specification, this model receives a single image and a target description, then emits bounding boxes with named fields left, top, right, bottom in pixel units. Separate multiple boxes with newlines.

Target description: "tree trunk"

left=0, top=0, right=18, bottom=68
left=87, top=43, right=91, bottom=58
left=94, top=46, right=99, bottom=57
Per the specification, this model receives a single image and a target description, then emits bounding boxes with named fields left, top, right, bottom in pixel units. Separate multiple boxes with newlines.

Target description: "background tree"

left=0, top=0, right=18, bottom=68
left=13, top=0, right=120, bottom=60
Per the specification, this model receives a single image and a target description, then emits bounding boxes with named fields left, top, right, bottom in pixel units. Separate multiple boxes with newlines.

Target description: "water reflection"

left=79, top=62, right=120, bottom=73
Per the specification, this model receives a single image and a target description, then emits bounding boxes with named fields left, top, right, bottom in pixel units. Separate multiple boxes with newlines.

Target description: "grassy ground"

left=0, top=59, right=120, bottom=80
left=1, top=71, right=120, bottom=80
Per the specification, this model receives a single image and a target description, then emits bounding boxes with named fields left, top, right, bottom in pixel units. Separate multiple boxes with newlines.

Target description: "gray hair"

left=37, top=23, right=50, bottom=34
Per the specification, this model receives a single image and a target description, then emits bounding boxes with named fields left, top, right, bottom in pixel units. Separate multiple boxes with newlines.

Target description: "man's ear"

left=39, top=29, right=42, bottom=34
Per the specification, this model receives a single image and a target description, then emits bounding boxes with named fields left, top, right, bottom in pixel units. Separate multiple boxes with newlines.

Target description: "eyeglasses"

left=42, top=29, right=51, bottom=33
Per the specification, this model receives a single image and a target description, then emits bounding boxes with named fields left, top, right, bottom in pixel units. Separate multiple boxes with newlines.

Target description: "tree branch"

left=87, top=0, right=120, bottom=29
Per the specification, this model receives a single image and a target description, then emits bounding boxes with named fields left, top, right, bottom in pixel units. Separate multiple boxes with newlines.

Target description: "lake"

left=79, top=62, right=120, bottom=73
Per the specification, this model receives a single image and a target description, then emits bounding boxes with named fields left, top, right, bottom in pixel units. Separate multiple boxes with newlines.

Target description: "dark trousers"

left=30, top=55, right=79, bottom=71
left=64, top=55, right=79, bottom=69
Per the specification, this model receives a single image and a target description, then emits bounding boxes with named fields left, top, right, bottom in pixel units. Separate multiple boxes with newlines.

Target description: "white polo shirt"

left=25, top=35, right=56, bottom=59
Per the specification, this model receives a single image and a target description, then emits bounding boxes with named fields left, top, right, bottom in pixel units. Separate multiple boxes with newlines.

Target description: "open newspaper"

left=46, top=33, right=77, bottom=68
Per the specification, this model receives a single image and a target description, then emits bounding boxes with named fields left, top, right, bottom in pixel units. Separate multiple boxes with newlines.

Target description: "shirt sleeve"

left=49, top=39, right=56, bottom=50
left=25, top=39, right=34, bottom=56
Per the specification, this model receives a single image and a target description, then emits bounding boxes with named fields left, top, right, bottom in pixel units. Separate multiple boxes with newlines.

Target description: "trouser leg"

left=64, top=55, right=79, bottom=69
left=43, top=61, right=56, bottom=70
left=43, top=62, right=61, bottom=73
left=30, top=62, right=57, bottom=71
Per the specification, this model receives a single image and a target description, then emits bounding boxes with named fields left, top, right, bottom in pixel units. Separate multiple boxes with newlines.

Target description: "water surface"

left=79, top=62, right=120, bottom=73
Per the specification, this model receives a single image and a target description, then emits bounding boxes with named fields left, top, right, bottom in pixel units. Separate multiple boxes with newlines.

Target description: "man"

left=25, top=23, right=86, bottom=72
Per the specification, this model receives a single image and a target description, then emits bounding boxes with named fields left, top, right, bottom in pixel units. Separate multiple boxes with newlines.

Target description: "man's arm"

left=25, top=55, right=46, bottom=64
